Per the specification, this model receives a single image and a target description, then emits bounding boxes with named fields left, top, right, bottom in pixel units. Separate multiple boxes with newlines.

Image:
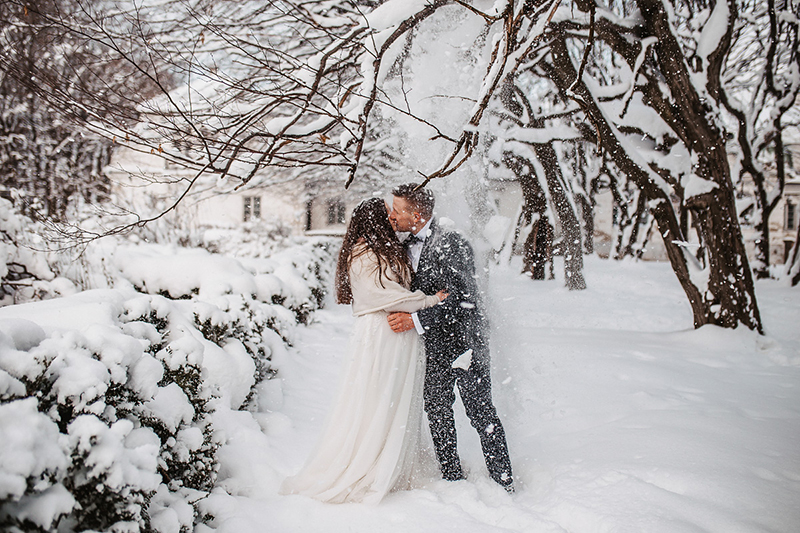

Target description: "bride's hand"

left=436, top=290, right=449, bottom=302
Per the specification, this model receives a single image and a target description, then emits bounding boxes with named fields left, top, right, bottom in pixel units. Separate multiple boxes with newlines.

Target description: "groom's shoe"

left=439, top=457, right=465, bottom=482
left=497, top=472, right=514, bottom=493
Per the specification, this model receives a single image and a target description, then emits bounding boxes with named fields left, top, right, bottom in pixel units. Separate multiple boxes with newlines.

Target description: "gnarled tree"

left=496, top=81, right=587, bottom=289
left=720, top=0, right=800, bottom=279
left=515, top=0, right=765, bottom=330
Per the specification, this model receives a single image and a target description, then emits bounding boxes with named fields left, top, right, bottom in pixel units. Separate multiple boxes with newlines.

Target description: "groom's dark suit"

left=410, top=219, right=513, bottom=488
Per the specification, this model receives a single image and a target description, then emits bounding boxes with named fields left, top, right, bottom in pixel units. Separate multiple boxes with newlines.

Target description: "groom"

left=387, top=183, right=514, bottom=492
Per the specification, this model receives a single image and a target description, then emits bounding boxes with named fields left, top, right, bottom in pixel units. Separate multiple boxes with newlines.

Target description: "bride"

left=280, top=197, right=446, bottom=504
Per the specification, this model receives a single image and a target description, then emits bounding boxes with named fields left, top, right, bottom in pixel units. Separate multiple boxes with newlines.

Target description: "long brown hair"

left=335, top=197, right=412, bottom=304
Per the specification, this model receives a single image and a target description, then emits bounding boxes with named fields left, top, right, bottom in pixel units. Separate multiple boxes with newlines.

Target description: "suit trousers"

left=423, top=355, right=513, bottom=487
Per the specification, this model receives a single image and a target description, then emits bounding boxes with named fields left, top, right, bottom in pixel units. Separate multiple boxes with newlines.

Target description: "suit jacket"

left=411, top=219, right=489, bottom=369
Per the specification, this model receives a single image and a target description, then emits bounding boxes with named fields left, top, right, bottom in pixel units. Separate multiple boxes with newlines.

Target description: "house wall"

left=191, top=189, right=304, bottom=230
left=108, top=145, right=310, bottom=233
left=306, top=196, right=349, bottom=236
left=745, top=181, right=800, bottom=265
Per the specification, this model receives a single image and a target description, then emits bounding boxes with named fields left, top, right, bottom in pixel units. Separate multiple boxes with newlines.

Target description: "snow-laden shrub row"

left=108, top=241, right=330, bottom=328
left=0, top=239, right=335, bottom=532
left=0, top=191, right=323, bottom=307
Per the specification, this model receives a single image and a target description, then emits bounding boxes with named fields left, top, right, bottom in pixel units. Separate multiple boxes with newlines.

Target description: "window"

left=243, top=196, right=261, bottom=222
left=787, top=201, right=797, bottom=231
left=305, top=200, right=313, bottom=231
left=327, top=199, right=346, bottom=225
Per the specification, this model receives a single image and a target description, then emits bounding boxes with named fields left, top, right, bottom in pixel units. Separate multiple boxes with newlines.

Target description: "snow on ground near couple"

left=206, top=256, right=800, bottom=533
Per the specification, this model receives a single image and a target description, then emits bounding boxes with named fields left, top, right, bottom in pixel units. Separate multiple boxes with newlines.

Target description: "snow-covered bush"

left=0, top=317, right=164, bottom=532
left=195, top=221, right=294, bottom=259
left=0, top=197, right=62, bottom=305
left=0, top=237, right=335, bottom=532
left=0, top=396, right=73, bottom=532
left=0, top=180, right=336, bottom=532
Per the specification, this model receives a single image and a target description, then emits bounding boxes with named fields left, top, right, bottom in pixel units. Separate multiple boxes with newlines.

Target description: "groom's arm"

left=388, top=232, right=479, bottom=335
left=414, top=232, right=479, bottom=332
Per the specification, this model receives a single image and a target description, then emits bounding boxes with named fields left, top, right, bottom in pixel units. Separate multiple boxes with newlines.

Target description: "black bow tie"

left=405, top=234, right=423, bottom=247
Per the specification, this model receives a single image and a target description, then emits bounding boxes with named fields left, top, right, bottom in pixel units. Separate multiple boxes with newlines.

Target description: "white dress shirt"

left=406, top=218, right=433, bottom=334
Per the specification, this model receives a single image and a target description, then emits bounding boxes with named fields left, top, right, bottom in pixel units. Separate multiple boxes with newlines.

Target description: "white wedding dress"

left=280, top=247, right=440, bottom=504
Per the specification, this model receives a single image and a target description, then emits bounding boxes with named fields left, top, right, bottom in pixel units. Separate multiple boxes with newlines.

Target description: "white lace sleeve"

left=349, top=249, right=439, bottom=316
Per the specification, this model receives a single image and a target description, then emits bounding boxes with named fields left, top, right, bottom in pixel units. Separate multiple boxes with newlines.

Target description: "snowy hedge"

left=0, top=237, right=334, bottom=532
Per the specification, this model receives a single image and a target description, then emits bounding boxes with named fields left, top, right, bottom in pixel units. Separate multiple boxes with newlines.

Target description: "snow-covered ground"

left=203, top=256, right=800, bottom=533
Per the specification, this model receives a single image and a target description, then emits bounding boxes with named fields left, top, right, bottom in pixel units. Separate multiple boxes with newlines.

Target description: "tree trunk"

left=787, top=223, right=800, bottom=286
left=503, top=150, right=554, bottom=279
left=523, top=217, right=553, bottom=279
left=531, top=142, right=586, bottom=290
left=577, top=194, right=594, bottom=255
left=640, top=0, right=762, bottom=330
left=609, top=184, right=646, bottom=260
left=574, top=144, right=595, bottom=255
left=752, top=196, right=771, bottom=278
left=617, top=188, right=653, bottom=260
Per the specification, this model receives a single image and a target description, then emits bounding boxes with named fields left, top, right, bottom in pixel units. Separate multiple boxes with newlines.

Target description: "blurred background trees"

left=1, top=0, right=798, bottom=327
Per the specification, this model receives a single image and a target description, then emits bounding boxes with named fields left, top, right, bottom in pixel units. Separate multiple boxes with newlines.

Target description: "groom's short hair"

left=392, top=183, right=435, bottom=218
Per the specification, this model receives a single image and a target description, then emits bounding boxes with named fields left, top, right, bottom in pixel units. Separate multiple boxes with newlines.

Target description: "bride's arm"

left=349, top=251, right=440, bottom=316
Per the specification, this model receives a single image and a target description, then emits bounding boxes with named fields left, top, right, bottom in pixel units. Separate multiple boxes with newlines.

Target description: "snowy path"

left=204, top=258, right=800, bottom=533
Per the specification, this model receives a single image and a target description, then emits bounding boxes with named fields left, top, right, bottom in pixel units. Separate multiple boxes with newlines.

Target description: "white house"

left=105, top=144, right=366, bottom=236
left=106, top=141, right=799, bottom=265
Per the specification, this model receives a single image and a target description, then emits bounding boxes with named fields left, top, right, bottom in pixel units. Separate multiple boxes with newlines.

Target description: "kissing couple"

left=281, top=183, right=514, bottom=503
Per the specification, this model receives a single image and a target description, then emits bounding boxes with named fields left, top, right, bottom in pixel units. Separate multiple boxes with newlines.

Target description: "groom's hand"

left=387, top=312, right=415, bottom=333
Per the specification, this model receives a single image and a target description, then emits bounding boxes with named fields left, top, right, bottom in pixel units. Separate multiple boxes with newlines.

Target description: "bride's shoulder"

left=350, top=243, right=378, bottom=268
